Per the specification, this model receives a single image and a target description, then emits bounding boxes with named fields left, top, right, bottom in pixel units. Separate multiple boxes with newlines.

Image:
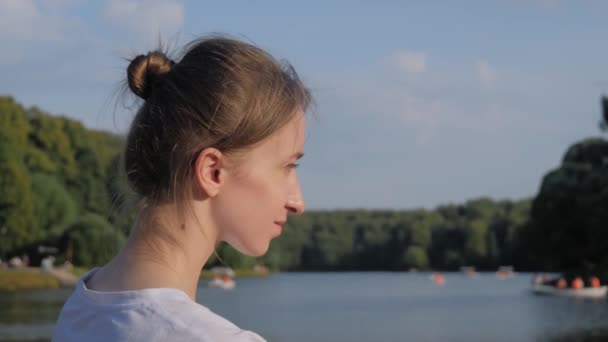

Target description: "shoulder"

left=55, top=272, right=265, bottom=342
left=157, top=293, right=267, bottom=342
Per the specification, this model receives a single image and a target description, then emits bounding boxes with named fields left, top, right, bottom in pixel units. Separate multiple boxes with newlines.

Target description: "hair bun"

left=127, top=51, right=175, bottom=100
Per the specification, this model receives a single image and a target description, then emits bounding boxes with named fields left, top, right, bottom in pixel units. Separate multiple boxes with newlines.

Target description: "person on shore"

left=52, top=34, right=311, bottom=342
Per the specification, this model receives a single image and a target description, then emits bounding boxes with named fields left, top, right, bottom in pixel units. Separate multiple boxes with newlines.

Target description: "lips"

left=273, top=220, right=286, bottom=236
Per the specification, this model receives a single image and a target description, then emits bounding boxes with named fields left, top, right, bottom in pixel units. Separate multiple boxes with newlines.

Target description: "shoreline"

left=0, top=268, right=63, bottom=291
left=1, top=267, right=271, bottom=291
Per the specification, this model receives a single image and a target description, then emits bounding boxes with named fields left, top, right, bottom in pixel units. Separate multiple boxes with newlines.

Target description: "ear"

left=193, top=147, right=225, bottom=198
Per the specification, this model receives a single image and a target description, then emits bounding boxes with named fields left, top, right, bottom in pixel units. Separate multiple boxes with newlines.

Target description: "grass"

left=0, top=265, right=270, bottom=291
left=0, top=269, right=60, bottom=291
left=71, top=267, right=89, bottom=278
left=68, top=267, right=270, bottom=279
left=200, top=268, right=271, bottom=279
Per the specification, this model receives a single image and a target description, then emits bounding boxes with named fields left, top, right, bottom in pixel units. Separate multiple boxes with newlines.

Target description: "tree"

left=0, top=150, right=36, bottom=256
left=409, top=210, right=441, bottom=249
left=465, top=219, right=488, bottom=262
left=0, top=98, right=36, bottom=256
left=525, top=138, right=608, bottom=277
left=31, top=173, right=77, bottom=239
left=65, top=214, right=126, bottom=267
left=28, top=114, right=77, bottom=180
left=0, top=96, right=30, bottom=155
left=403, top=246, right=428, bottom=269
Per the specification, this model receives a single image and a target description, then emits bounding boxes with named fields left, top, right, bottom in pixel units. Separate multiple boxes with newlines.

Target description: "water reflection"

left=0, top=289, right=70, bottom=324
left=530, top=294, right=608, bottom=341
left=546, top=328, right=608, bottom=342
left=0, top=289, right=69, bottom=341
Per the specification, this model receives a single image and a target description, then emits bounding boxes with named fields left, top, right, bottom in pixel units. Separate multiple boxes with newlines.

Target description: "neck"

left=93, top=204, right=217, bottom=300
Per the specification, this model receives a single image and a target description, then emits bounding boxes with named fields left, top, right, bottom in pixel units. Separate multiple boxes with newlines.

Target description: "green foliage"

left=443, top=249, right=465, bottom=270
left=66, top=214, right=126, bottom=267
left=0, top=96, right=30, bottom=155
left=251, top=201, right=530, bottom=272
left=523, top=138, right=608, bottom=277
left=28, top=112, right=77, bottom=180
left=465, top=219, right=487, bottom=261
left=0, top=97, right=125, bottom=261
left=0, top=146, right=36, bottom=256
left=409, top=210, right=440, bottom=248
left=403, top=246, right=428, bottom=269
left=24, top=145, right=57, bottom=174
left=31, top=173, right=77, bottom=239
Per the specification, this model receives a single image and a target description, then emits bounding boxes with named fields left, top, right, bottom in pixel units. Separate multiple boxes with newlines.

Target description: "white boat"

left=496, top=266, right=515, bottom=279
left=460, top=266, right=477, bottom=278
left=207, top=267, right=236, bottom=290
left=532, top=284, right=608, bottom=299
left=209, top=278, right=235, bottom=290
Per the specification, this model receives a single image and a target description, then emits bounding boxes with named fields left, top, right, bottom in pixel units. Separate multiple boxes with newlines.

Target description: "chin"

left=245, top=242, right=270, bottom=257
left=231, top=239, right=270, bottom=257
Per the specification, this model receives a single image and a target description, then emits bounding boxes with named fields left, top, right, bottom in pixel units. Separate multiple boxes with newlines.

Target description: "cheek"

left=219, top=172, right=286, bottom=256
left=237, top=170, right=286, bottom=208
left=214, top=170, right=287, bottom=240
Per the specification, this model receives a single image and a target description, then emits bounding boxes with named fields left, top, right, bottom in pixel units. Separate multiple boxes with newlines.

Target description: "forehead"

left=273, top=113, right=306, bottom=150
left=267, top=113, right=306, bottom=156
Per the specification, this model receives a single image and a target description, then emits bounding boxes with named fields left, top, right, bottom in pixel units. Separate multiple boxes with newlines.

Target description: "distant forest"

left=1, top=96, right=607, bottom=278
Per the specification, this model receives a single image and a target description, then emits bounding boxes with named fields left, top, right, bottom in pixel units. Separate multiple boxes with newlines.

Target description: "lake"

left=1, top=272, right=608, bottom=342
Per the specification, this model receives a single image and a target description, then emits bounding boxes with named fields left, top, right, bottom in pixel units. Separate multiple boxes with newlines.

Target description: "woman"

left=52, top=35, right=311, bottom=341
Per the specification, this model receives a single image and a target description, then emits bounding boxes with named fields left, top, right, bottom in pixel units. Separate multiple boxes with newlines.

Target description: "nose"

left=286, top=198, right=305, bottom=215
left=286, top=177, right=305, bottom=215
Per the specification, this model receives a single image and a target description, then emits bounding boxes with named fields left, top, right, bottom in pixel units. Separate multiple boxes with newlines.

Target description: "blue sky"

left=1, top=0, right=607, bottom=210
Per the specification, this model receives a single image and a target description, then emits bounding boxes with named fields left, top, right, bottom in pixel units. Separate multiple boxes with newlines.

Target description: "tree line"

left=1, top=96, right=606, bottom=278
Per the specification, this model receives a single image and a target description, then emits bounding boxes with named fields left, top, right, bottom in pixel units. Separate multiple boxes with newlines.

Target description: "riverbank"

left=0, top=269, right=60, bottom=291
left=200, top=268, right=271, bottom=279
left=0, top=267, right=81, bottom=291
left=0, top=266, right=270, bottom=291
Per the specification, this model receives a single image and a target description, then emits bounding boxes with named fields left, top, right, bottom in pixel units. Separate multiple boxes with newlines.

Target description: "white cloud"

left=477, top=60, right=497, bottom=87
left=0, top=0, right=82, bottom=65
left=0, top=0, right=77, bottom=42
left=104, top=0, right=184, bottom=42
left=389, top=51, right=427, bottom=75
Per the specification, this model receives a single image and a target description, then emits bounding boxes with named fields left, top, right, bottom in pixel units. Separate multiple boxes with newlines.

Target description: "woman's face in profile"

left=213, top=111, right=306, bottom=256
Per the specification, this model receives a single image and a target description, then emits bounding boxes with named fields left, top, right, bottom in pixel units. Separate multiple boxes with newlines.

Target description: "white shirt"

left=52, top=268, right=267, bottom=342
